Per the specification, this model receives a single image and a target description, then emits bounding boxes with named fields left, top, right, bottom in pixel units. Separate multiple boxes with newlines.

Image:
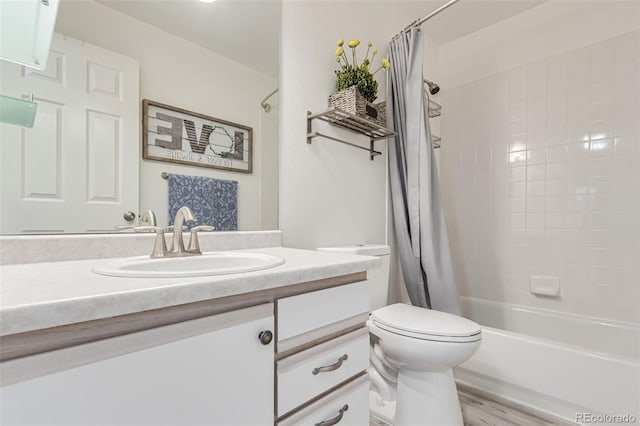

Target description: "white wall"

left=439, top=2, right=640, bottom=324
left=56, top=0, right=278, bottom=230
left=261, top=93, right=279, bottom=230
left=280, top=1, right=386, bottom=249
left=440, top=1, right=640, bottom=89
left=279, top=1, right=444, bottom=253
left=279, top=1, right=448, bottom=310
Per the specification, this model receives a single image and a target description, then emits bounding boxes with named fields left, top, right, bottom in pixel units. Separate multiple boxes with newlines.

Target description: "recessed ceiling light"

left=198, top=0, right=216, bottom=3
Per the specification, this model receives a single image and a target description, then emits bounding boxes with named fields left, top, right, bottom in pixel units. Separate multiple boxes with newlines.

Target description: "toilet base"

left=369, top=390, right=395, bottom=425
left=394, top=368, right=463, bottom=426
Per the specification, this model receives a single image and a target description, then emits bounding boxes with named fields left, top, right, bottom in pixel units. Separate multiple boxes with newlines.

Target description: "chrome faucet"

left=116, top=206, right=214, bottom=258
left=169, top=206, right=197, bottom=254
left=115, top=225, right=167, bottom=258
left=140, top=209, right=157, bottom=227
left=186, top=225, right=215, bottom=254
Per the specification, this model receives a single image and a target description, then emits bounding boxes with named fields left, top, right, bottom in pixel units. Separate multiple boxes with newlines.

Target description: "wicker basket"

left=328, top=86, right=387, bottom=127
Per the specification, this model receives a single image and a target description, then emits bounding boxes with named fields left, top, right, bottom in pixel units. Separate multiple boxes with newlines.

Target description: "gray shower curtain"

left=387, top=28, right=461, bottom=314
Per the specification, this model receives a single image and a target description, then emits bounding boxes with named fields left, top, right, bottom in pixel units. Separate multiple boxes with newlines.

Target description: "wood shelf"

left=306, top=108, right=396, bottom=160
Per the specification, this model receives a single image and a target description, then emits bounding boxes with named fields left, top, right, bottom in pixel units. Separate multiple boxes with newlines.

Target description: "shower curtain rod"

left=260, top=88, right=279, bottom=112
left=392, top=0, right=461, bottom=40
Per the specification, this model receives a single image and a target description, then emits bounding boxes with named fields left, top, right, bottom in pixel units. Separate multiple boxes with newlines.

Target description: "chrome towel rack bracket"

left=306, top=108, right=396, bottom=161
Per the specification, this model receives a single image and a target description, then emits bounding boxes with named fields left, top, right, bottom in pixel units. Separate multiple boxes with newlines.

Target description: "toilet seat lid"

left=370, top=303, right=481, bottom=340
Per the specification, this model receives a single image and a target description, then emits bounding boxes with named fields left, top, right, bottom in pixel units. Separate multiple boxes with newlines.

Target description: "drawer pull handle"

left=312, top=354, right=348, bottom=375
left=315, top=404, right=348, bottom=426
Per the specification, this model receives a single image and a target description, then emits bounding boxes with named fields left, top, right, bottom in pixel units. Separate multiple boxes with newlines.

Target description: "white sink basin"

left=92, top=252, right=285, bottom=278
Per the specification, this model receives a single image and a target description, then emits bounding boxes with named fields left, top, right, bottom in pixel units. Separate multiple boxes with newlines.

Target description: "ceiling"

left=96, top=0, right=548, bottom=79
left=415, top=0, right=549, bottom=44
left=97, top=0, right=281, bottom=78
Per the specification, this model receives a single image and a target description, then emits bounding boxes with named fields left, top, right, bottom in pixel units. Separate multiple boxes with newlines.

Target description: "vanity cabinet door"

left=0, top=303, right=274, bottom=426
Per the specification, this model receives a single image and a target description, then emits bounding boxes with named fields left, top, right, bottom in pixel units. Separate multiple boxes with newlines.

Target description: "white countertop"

left=0, top=247, right=379, bottom=336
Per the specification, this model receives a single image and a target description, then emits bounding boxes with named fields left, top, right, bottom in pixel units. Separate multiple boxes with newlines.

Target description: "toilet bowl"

left=318, top=244, right=482, bottom=426
left=369, top=304, right=481, bottom=425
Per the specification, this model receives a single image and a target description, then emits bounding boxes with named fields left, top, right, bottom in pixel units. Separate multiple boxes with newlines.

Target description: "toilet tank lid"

left=317, top=244, right=390, bottom=256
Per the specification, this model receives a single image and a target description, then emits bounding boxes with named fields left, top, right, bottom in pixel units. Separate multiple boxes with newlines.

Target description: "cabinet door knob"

left=258, top=330, right=273, bottom=345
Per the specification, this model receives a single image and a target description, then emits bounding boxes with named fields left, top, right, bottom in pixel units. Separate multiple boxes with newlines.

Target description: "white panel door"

left=0, top=304, right=275, bottom=425
left=0, top=33, right=139, bottom=233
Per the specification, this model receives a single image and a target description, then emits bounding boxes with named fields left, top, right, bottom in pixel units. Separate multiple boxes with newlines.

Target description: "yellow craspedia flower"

left=337, top=39, right=344, bottom=46
left=348, top=39, right=360, bottom=48
left=382, top=58, right=391, bottom=70
left=335, top=46, right=344, bottom=56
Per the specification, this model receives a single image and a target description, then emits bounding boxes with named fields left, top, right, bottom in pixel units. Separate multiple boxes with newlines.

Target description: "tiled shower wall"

left=440, top=31, right=639, bottom=324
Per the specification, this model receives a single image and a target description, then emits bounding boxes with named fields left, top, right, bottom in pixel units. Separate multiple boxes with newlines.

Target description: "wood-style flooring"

left=458, top=388, right=575, bottom=426
left=370, top=387, right=576, bottom=426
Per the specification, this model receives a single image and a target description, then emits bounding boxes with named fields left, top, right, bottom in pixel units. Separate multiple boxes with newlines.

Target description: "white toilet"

left=318, top=244, right=482, bottom=426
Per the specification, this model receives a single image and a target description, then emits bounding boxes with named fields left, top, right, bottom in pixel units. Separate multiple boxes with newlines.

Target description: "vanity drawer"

left=276, top=281, right=369, bottom=352
left=277, top=327, right=369, bottom=416
left=277, top=373, right=369, bottom=426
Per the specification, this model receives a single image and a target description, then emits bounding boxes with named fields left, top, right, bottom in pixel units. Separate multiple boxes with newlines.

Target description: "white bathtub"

left=454, top=297, right=640, bottom=424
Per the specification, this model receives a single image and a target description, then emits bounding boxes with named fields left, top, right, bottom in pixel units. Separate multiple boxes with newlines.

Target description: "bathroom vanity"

left=0, top=234, right=378, bottom=425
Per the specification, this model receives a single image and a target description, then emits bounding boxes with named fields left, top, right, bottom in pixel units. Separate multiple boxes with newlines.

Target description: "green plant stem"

left=341, top=51, right=350, bottom=66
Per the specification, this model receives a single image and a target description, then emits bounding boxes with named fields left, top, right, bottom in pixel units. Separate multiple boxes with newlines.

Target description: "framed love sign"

left=142, top=99, right=253, bottom=173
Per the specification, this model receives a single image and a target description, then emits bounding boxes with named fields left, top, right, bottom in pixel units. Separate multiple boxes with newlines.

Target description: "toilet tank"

left=317, top=244, right=391, bottom=311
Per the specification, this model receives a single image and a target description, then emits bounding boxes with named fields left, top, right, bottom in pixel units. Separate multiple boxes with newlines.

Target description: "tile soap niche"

left=529, top=276, right=561, bottom=297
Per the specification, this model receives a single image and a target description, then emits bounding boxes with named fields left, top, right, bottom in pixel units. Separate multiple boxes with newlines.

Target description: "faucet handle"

left=191, top=225, right=215, bottom=232
left=131, top=226, right=167, bottom=258
left=115, top=225, right=136, bottom=232
left=165, top=225, right=188, bottom=232
left=140, top=209, right=157, bottom=227
left=187, top=225, right=215, bottom=254
left=132, top=226, right=164, bottom=233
